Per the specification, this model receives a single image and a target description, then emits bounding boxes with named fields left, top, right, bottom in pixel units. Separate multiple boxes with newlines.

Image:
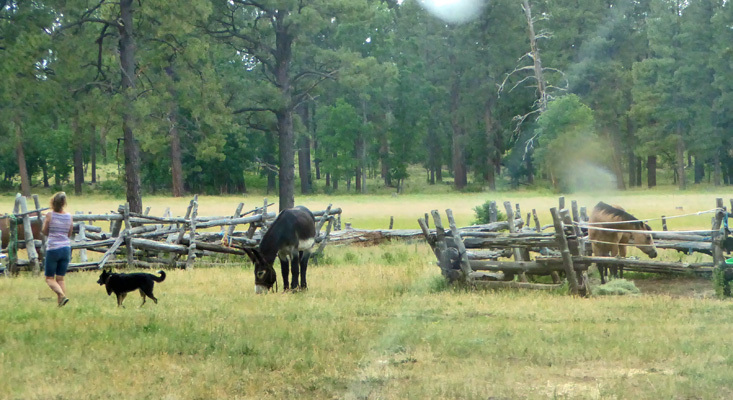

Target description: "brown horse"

left=589, top=202, right=658, bottom=284
left=1, top=217, right=43, bottom=250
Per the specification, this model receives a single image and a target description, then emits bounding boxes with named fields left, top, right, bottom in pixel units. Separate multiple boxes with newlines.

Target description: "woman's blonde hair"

left=51, top=192, right=67, bottom=212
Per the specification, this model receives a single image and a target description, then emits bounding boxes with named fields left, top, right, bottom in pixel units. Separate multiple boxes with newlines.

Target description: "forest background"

left=2, top=0, right=732, bottom=213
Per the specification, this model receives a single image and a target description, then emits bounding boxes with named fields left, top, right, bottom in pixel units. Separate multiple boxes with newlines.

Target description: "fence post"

left=551, top=207, right=579, bottom=296
left=185, top=196, right=199, bottom=270
left=19, top=196, right=40, bottom=275
left=712, top=198, right=728, bottom=296
left=489, top=201, right=497, bottom=223
left=431, top=210, right=457, bottom=281
left=446, top=209, right=473, bottom=282
left=504, top=201, right=527, bottom=282
left=562, top=208, right=586, bottom=295
left=75, top=211, right=88, bottom=263
left=122, top=203, right=134, bottom=269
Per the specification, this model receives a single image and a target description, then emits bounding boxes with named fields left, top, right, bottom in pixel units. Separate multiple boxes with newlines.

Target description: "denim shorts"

left=44, top=247, right=71, bottom=277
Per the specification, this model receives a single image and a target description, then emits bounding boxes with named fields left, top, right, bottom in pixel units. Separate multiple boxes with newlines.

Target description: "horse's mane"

left=593, top=202, right=646, bottom=229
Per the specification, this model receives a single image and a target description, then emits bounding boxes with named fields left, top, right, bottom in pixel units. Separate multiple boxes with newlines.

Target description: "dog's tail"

left=154, top=270, right=166, bottom=282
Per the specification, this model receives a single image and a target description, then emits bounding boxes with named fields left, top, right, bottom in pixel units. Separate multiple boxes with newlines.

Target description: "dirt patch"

left=629, top=276, right=714, bottom=299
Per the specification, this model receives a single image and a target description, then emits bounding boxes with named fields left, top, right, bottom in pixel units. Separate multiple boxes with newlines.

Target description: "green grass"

left=2, top=184, right=732, bottom=398
left=2, top=243, right=733, bottom=399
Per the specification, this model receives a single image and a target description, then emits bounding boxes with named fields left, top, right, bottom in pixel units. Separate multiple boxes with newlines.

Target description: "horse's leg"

left=290, top=250, right=300, bottom=291
left=300, top=251, right=309, bottom=290
left=609, top=239, right=622, bottom=279
left=280, top=257, right=290, bottom=291
left=614, top=234, right=629, bottom=279
left=592, top=243, right=607, bottom=284
left=617, top=238, right=627, bottom=279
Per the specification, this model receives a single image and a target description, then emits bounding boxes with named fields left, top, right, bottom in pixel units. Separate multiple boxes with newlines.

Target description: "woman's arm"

left=42, top=212, right=51, bottom=237
left=68, top=214, right=74, bottom=238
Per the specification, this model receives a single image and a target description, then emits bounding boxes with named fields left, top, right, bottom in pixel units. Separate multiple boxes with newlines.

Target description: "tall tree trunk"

left=713, top=150, right=721, bottom=186
left=450, top=59, right=467, bottom=190
left=484, top=98, right=497, bottom=191
left=628, top=152, right=636, bottom=188
left=296, top=102, right=312, bottom=195
left=298, top=134, right=311, bottom=194
left=647, top=155, right=657, bottom=188
left=380, top=133, right=391, bottom=186
left=90, top=124, right=97, bottom=184
left=72, top=116, right=84, bottom=195
left=265, top=132, right=277, bottom=194
left=120, top=0, right=142, bottom=213
left=426, top=125, right=438, bottom=185
left=277, top=109, right=295, bottom=211
left=694, top=155, right=705, bottom=184
left=676, top=133, right=686, bottom=190
left=274, top=22, right=295, bottom=212
left=41, top=161, right=49, bottom=188
left=606, top=127, right=626, bottom=190
left=358, top=99, right=368, bottom=193
left=165, top=66, right=185, bottom=197
left=13, top=116, right=31, bottom=197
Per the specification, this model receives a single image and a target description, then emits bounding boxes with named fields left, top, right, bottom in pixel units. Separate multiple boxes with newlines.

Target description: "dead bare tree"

left=498, top=0, right=567, bottom=151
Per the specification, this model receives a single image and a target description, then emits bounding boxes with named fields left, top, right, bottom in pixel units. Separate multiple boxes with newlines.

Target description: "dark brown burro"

left=589, top=202, right=658, bottom=284
left=243, top=206, right=316, bottom=294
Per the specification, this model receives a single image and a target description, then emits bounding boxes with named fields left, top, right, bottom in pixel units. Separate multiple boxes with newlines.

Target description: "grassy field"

left=2, top=188, right=733, bottom=399
left=1, top=243, right=732, bottom=400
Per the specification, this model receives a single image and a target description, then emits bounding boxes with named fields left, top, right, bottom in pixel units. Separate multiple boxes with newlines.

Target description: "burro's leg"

left=280, top=257, right=290, bottom=291
left=290, top=250, right=300, bottom=291
left=300, top=251, right=310, bottom=290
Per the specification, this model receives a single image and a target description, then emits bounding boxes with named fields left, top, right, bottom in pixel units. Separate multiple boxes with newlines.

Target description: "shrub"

left=472, top=200, right=506, bottom=225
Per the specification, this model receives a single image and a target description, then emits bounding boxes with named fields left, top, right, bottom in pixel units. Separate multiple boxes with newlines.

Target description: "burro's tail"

left=154, top=270, right=166, bottom=282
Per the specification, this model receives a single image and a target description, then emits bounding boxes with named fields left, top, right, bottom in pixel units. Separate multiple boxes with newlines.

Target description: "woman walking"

left=43, top=192, right=73, bottom=307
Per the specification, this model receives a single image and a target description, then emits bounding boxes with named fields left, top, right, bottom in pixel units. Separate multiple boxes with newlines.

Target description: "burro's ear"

left=644, top=223, right=652, bottom=231
left=243, top=248, right=258, bottom=266
left=251, top=249, right=267, bottom=266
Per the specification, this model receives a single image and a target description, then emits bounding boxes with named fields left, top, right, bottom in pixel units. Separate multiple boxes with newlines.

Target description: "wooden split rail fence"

left=1, top=194, right=342, bottom=275
left=418, top=198, right=731, bottom=296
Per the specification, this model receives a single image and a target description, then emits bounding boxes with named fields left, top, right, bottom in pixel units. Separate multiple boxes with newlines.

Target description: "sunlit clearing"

left=419, top=0, right=487, bottom=24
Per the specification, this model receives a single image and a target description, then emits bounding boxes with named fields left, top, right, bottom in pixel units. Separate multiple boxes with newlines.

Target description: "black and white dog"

left=97, top=269, right=166, bottom=307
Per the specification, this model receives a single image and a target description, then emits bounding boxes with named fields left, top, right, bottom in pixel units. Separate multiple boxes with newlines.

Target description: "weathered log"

left=186, top=197, right=199, bottom=270
left=18, top=196, right=39, bottom=274
left=551, top=207, right=579, bottom=295
left=98, top=234, right=126, bottom=270
left=462, top=236, right=558, bottom=249
left=474, top=280, right=564, bottom=290
left=326, top=228, right=427, bottom=246
left=195, top=212, right=276, bottom=229
left=130, top=238, right=188, bottom=255
left=470, top=259, right=590, bottom=275
left=446, top=209, right=473, bottom=280
left=67, top=260, right=127, bottom=272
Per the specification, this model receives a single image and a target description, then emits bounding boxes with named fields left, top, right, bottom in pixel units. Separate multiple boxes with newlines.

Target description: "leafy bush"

left=592, top=279, right=640, bottom=296
left=97, top=173, right=126, bottom=197
left=472, top=200, right=506, bottom=225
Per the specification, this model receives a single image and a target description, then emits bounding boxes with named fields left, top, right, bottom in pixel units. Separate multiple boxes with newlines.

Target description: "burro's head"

left=244, top=248, right=277, bottom=294
left=254, top=262, right=277, bottom=294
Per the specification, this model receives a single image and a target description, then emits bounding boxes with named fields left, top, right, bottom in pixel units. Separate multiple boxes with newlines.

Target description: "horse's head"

left=244, top=248, right=277, bottom=294
left=630, top=223, right=657, bottom=258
